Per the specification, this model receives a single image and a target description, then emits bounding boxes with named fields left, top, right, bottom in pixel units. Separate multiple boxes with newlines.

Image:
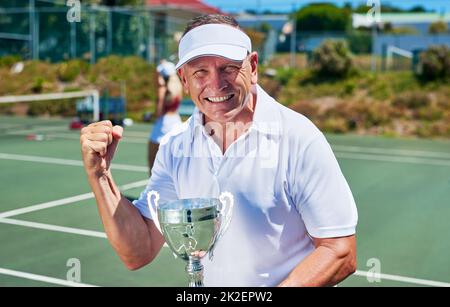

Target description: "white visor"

left=176, top=24, right=252, bottom=70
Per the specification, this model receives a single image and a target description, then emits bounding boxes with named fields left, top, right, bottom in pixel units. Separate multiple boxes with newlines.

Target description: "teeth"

left=208, top=95, right=232, bottom=103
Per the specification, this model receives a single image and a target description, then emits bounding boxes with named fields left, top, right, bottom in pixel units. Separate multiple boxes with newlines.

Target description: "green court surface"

left=1, top=115, right=449, bottom=287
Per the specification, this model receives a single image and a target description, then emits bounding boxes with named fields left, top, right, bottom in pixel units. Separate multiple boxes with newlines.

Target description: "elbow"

left=346, top=254, right=357, bottom=275
left=341, top=244, right=357, bottom=277
left=120, top=251, right=155, bottom=271
left=125, top=263, right=144, bottom=271
left=123, top=257, right=152, bottom=271
left=327, top=237, right=357, bottom=277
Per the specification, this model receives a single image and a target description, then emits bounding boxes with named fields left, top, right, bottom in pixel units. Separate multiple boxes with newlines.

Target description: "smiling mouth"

left=205, top=94, right=234, bottom=103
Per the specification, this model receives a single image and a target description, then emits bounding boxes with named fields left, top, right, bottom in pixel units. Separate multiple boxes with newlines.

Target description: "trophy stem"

left=186, top=257, right=204, bottom=287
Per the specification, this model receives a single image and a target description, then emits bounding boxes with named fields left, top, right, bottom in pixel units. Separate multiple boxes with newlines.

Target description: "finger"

left=112, top=125, right=123, bottom=139
left=85, top=125, right=112, bottom=136
left=85, top=132, right=109, bottom=143
left=92, top=120, right=112, bottom=128
left=87, top=141, right=108, bottom=157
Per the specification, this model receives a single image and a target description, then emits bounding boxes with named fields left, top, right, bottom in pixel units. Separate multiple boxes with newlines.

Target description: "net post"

left=92, top=90, right=100, bottom=122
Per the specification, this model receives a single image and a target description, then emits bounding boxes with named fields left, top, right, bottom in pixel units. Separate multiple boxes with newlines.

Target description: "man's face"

left=178, top=52, right=258, bottom=124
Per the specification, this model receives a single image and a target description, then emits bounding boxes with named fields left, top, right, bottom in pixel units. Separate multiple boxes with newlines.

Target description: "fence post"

left=29, top=0, right=38, bottom=60
left=371, top=22, right=377, bottom=72
left=290, top=3, right=297, bottom=68
left=147, top=11, right=155, bottom=64
left=90, top=8, right=96, bottom=64
left=107, top=8, right=112, bottom=55
left=70, top=20, right=76, bottom=58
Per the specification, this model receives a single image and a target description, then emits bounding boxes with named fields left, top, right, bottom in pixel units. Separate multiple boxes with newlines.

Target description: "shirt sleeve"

left=132, top=144, right=178, bottom=230
left=289, top=134, right=358, bottom=238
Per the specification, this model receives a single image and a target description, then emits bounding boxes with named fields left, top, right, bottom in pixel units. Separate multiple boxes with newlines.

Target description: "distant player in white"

left=148, top=59, right=183, bottom=176
left=80, top=14, right=358, bottom=287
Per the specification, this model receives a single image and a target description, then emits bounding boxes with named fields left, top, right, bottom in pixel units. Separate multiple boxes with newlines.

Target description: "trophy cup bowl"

left=148, top=191, right=234, bottom=287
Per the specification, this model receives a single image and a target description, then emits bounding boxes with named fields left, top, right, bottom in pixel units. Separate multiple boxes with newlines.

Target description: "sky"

left=204, top=0, right=450, bottom=14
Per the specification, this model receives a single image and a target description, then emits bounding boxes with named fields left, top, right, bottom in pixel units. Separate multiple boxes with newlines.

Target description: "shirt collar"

left=189, top=84, right=282, bottom=142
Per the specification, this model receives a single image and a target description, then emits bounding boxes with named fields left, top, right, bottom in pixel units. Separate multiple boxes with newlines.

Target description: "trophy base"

left=186, top=257, right=204, bottom=287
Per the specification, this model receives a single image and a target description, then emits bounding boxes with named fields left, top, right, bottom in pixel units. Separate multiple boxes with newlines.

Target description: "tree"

left=294, top=3, right=351, bottom=32
left=416, top=45, right=450, bottom=81
left=429, top=21, right=449, bottom=34
left=312, top=40, right=354, bottom=78
left=409, top=5, right=428, bottom=13
left=258, top=22, right=272, bottom=34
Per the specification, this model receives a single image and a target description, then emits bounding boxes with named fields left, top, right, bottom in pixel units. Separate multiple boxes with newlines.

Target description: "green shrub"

left=416, top=45, right=450, bottom=81
left=0, top=55, right=22, bottom=68
left=415, top=123, right=433, bottom=138
left=321, top=117, right=349, bottom=133
left=343, top=81, right=356, bottom=95
left=275, top=68, right=296, bottom=86
left=392, top=92, right=432, bottom=109
left=27, top=99, right=77, bottom=117
left=369, top=81, right=391, bottom=100
left=31, top=77, right=45, bottom=93
left=57, top=59, right=87, bottom=82
left=365, top=101, right=393, bottom=127
left=428, top=21, right=448, bottom=34
left=311, top=40, right=354, bottom=78
left=416, top=105, right=444, bottom=121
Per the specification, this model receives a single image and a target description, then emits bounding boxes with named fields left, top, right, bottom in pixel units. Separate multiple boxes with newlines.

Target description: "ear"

left=177, top=68, right=190, bottom=94
left=249, top=52, right=258, bottom=85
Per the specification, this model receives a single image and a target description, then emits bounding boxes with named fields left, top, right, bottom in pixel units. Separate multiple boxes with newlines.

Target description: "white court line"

left=0, top=218, right=107, bottom=238
left=4, top=130, right=149, bottom=144
left=0, top=218, right=169, bottom=249
left=354, top=270, right=450, bottom=287
left=39, top=133, right=149, bottom=144
left=0, top=179, right=149, bottom=219
left=335, top=152, right=450, bottom=167
left=0, top=123, right=29, bottom=130
left=333, top=145, right=450, bottom=160
left=3, top=149, right=450, bottom=170
left=0, top=268, right=98, bottom=287
left=4, top=125, right=69, bottom=134
left=0, top=153, right=148, bottom=172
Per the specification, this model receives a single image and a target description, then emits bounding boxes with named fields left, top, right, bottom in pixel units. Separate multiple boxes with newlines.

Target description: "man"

left=80, top=14, right=358, bottom=287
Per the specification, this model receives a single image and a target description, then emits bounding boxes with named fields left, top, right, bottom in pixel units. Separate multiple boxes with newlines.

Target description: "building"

left=234, top=13, right=288, bottom=31
left=352, top=13, right=450, bottom=34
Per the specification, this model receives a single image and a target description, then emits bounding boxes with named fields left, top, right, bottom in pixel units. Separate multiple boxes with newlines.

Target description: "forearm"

left=278, top=239, right=356, bottom=287
left=156, top=87, right=166, bottom=117
left=87, top=172, right=153, bottom=268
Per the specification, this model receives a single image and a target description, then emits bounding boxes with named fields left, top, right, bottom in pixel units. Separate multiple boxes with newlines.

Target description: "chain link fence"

left=0, top=0, right=186, bottom=64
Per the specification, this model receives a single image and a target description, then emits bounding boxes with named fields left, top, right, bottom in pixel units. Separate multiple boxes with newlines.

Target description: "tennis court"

left=1, top=115, right=449, bottom=287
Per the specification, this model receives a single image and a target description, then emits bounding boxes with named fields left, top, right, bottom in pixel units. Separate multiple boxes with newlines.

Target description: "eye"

left=223, top=65, right=240, bottom=73
left=193, top=69, right=207, bottom=77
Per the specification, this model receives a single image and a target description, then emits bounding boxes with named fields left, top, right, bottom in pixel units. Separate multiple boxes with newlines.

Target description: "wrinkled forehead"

left=184, top=55, right=245, bottom=69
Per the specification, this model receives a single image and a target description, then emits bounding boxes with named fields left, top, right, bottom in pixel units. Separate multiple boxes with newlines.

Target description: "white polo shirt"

left=133, top=85, right=358, bottom=286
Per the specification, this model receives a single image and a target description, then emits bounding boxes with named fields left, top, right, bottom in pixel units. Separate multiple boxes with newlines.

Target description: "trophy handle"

left=209, top=191, right=234, bottom=260
left=218, top=191, right=234, bottom=237
left=146, top=190, right=162, bottom=233
left=146, top=190, right=159, bottom=207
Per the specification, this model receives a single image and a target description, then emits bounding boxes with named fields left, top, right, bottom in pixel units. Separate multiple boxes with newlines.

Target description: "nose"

left=208, top=68, right=228, bottom=92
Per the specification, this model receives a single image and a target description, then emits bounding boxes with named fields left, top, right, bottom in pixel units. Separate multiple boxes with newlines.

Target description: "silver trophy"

left=147, top=191, right=234, bottom=287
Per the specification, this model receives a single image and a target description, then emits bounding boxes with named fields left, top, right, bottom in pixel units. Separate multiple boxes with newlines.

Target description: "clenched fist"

left=80, top=120, right=123, bottom=177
